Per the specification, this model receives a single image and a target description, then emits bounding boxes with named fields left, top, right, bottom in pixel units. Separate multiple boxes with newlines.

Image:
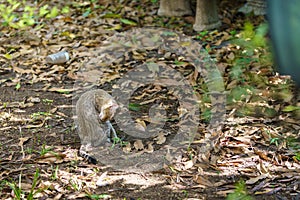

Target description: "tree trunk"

left=239, top=0, right=267, bottom=15
left=193, top=0, right=221, bottom=31
left=158, top=0, right=192, bottom=16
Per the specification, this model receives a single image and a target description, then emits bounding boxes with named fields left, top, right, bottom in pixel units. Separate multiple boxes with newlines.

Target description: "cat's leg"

left=106, top=120, right=117, bottom=139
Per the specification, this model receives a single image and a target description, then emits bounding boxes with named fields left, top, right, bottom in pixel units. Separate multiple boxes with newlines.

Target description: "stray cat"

left=75, top=89, right=118, bottom=164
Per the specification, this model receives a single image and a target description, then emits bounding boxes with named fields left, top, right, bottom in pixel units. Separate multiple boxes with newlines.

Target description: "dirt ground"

left=0, top=0, right=300, bottom=199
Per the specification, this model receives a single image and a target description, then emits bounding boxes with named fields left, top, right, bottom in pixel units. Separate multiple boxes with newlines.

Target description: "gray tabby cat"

left=75, top=89, right=118, bottom=164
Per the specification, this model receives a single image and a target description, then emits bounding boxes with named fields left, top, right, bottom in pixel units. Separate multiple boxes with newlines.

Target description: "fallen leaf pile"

left=0, top=0, right=299, bottom=199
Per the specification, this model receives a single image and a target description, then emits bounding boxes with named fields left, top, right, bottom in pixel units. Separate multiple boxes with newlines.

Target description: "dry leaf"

left=183, top=160, right=194, bottom=170
left=122, top=142, right=132, bottom=153
left=258, top=160, right=269, bottom=174
left=135, top=119, right=146, bottom=132
left=36, top=152, right=66, bottom=164
left=165, top=148, right=172, bottom=162
left=96, top=172, right=110, bottom=187
left=155, top=132, right=166, bottom=144
left=193, top=175, right=213, bottom=187
left=134, top=140, right=144, bottom=150
left=254, top=149, right=270, bottom=161
left=246, top=174, right=268, bottom=184
left=145, top=142, right=154, bottom=153
left=18, top=137, right=30, bottom=146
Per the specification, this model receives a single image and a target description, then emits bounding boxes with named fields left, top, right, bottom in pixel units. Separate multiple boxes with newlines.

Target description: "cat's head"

left=99, top=99, right=118, bottom=121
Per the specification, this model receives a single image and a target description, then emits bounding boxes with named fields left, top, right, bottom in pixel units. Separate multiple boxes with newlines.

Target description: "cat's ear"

left=111, top=102, right=118, bottom=114
left=101, top=99, right=117, bottom=110
left=108, top=100, right=118, bottom=108
left=107, top=100, right=118, bottom=114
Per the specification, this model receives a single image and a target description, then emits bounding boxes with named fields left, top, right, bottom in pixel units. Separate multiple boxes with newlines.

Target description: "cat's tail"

left=79, top=146, right=97, bottom=164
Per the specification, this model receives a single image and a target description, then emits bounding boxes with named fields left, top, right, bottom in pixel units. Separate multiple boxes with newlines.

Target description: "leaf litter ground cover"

left=0, top=0, right=299, bottom=199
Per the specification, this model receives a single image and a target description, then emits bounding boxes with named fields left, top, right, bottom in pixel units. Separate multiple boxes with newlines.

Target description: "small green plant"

left=2, top=102, right=8, bottom=108
left=86, top=193, right=111, bottom=200
left=174, top=60, right=187, bottom=65
left=0, top=0, right=62, bottom=29
left=225, top=21, right=281, bottom=117
left=112, top=137, right=128, bottom=148
left=196, top=30, right=209, bottom=40
left=182, top=190, right=189, bottom=197
left=0, top=180, right=6, bottom=193
left=38, top=5, right=59, bottom=19
left=6, top=169, right=40, bottom=200
left=270, top=137, right=280, bottom=146
left=51, top=165, right=59, bottom=181
left=39, top=144, right=52, bottom=156
left=193, top=83, right=213, bottom=122
left=200, top=108, right=211, bottom=122
left=128, top=103, right=141, bottom=112
left=120, top=18, right=137, bottom=26
left=45, top=125, right=53, bottom=129
left=227, top=85, right=254, bottom=104
left=25, top=147, right=33, bottom=154
left=27, top=169, right=40, bottom=200
left=31, top=111, right=51, bottom=120
left=6, top=181, right=22, bottom=200
left=69, top=178, right=82, bottom=191
left=226, top=180, right=253, bottom=200
left=230, top=29, right=237, bottom=36
left=42, top=99, right=53, bottom=104
left=15, top=82, right=21, bottom=90
left=195, top=30, right=213, bottom=47
left=293, top=152, right=300, bottom=161
left=0, top=0, right=20, bottom=28
left=83, top=7, right=92, bottom=17
left=287, top=137, right=300, bottom=150
left=230, top=22, right=270, bottom=81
